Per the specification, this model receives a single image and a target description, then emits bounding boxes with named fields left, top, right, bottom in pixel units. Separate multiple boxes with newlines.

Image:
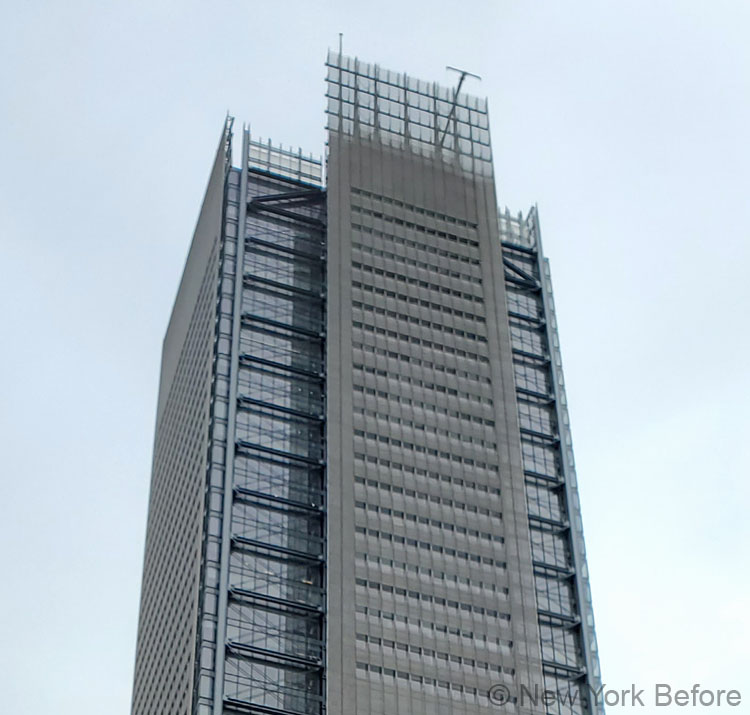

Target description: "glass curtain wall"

left=221, top=140, right=327, bottom=715
left=500, top=209, right=603, bottom=715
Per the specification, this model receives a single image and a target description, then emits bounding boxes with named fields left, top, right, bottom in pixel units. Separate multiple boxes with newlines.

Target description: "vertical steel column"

left=212, top=127, right=250, bottom=715
left=533, top=208, right=604, bottom=713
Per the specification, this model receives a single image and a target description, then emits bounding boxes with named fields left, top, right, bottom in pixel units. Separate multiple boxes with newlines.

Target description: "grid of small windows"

left=352, top=363, right=491, bottom=406
left=351, top=204, right=480, bottom=247
left=351, top=304, right=487, bottom=343
left=132, top=206, right=223, bottom=715
left=354, top=578, right=508, bottom=618
left=355, top=501, right=503, bottom=544
left=356, top=551, right=505, bottom=594
left=501, top=210, right=602, bottom=715
left=352, top=265, right=484, bottom=304
left=354, top=628, right=514, bottom=710
left=351, top=323, right=490, bottom=366
left=354, top=525, right=506, bottom=569
left=347, top=186, right=513, bottom=713
left=353, top=407, right=497, bottom=451
left=356, top=633, right=510, bottom=671
left=353, top=463, right=501, bottom=497
left=354, top=344, right=490, bottom=381
left=356, top=603, right=511, bottom=638
left=352, top=187, right=478, bottom=230
left=353, top=238, right=482, bottom=284
left=326, top=51, right=492, bottom=175
left=191, top=166, right=243, bottom=714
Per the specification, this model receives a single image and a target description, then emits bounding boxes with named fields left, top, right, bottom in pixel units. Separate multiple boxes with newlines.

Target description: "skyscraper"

left=131, top=52, right=603, bottom=715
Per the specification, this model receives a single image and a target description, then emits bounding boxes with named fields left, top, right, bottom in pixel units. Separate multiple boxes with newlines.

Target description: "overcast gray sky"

left=1, top=1, right=748, bottom=713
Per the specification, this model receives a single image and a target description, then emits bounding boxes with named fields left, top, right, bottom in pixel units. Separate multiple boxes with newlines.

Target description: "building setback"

left=131, top=52, right=603, bottom=715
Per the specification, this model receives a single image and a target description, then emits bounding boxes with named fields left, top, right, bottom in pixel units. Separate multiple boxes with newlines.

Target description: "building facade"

left=131, top=52, right=602, bottom=715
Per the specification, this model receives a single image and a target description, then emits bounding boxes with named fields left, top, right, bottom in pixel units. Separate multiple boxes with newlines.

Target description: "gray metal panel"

left=156, top=124, right=230, bottom=422
left=325, top=51, right=545, bottom=713
left=476, top=185, right=546, bottom=710
left=132, top=121, right=230, bottom=715
left=325, top=133, right=357, bottom=715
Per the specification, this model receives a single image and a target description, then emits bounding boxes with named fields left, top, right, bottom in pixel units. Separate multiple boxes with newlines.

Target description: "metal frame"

left=212, top=127, right=251, bottom=715
left=211, top=129, right=327, bottom=715
left=534, top=208, right=603, bottom=708
left=501, top=209, right=603, bottom=715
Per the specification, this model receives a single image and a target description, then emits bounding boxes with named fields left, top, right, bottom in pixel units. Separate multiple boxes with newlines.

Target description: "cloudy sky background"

left=2, top=1, right=748, bottom=713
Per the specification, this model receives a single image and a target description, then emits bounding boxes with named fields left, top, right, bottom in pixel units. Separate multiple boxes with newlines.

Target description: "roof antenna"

left=338, top=33, right=343, bottom=57
left=439, top=66, right=482, bottom=147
